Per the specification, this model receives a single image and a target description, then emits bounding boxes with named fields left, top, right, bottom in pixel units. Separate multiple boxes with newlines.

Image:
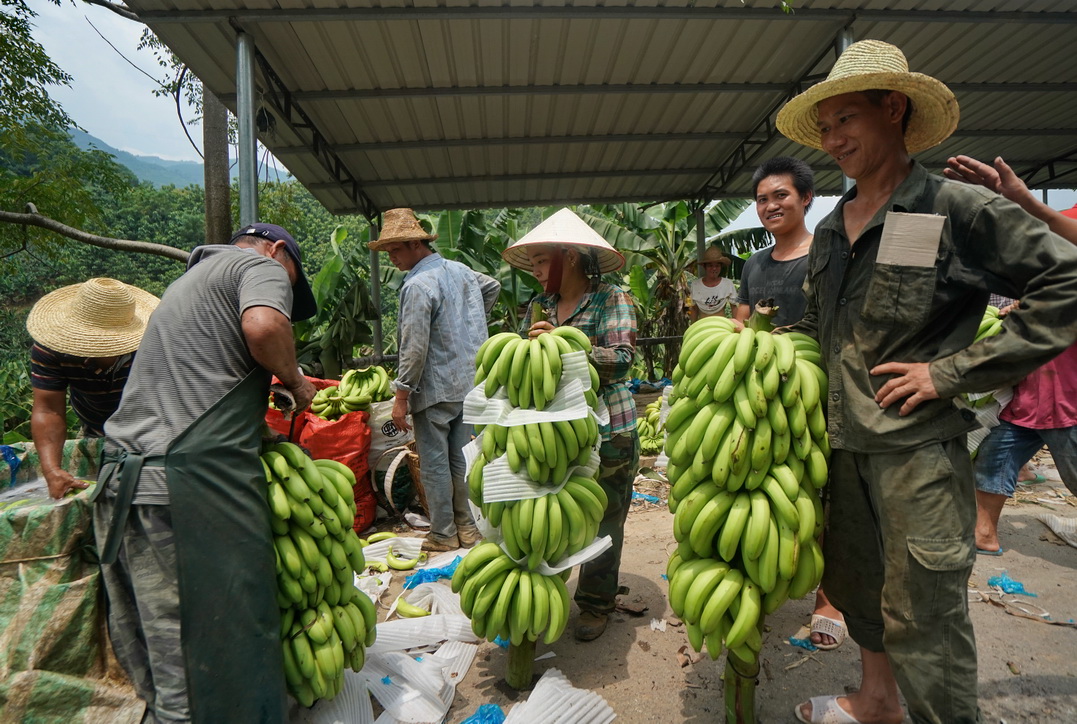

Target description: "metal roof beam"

left=221, top=82, right=1077, bottom=105
left=251, top=49, right=380, bottom=219
left=695, top=39, right=840, bottom=199
left=309, top=167, right=715, bottom=190
left=274, top=132, right=746, bottom=155
left=139, top=7, right=1077, bottom=25
left=271, top=128, right=1077, bottom=157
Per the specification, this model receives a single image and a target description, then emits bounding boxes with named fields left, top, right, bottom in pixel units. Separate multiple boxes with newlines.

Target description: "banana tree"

left=580, top=202, right=771, bottom=378
left=294, top=226, right=378, bottom=379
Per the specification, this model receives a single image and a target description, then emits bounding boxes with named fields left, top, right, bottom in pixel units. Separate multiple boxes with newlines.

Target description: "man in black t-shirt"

left=26, top=278, right=158, bottom=499
left=734, top=157, right=815, bottom=327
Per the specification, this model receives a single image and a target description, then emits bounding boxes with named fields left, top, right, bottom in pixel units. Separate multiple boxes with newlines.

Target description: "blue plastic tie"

left=404, top=555, right=462, bottom=589
left=381, top=676, right=393, bottom=685
left=460, top=704, right=507, bottom=724
left=789, top=636, right=819, bottom=652
left=987, top=572, right=1037, bottom=597
left=632, top=491, right=660, bottom=504
left=493, top=635, right=510, bottom=649
left=0, top=445, right=21, bottom=488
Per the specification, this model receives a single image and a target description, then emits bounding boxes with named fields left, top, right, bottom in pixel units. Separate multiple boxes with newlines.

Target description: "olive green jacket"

left=795, top=161, right=1077, bottom=453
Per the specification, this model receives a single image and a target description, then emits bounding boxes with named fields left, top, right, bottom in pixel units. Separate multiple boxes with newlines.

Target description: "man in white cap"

left=776, top=40, right=1077, bottom=723
left=26, top=278, right=159, bottom=499
left=370, top=209, right=500, bottom=552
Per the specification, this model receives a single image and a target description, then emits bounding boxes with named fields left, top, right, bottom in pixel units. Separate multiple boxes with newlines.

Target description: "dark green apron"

left=97, top=368, right=286, bottom=723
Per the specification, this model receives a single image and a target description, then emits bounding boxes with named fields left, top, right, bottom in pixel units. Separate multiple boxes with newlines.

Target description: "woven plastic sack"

left=0, top=477, right=141, bottom=722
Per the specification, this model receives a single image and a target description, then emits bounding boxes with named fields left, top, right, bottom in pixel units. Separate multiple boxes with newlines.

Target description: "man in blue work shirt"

left=370, top=208, right=501, bottom=551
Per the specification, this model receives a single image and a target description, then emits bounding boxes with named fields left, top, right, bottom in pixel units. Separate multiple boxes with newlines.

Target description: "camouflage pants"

left=574, top=431, right=640, bottom=615
left=824, top=439, right=981, bottom=724
left=94, top=500, right=190, bottom=724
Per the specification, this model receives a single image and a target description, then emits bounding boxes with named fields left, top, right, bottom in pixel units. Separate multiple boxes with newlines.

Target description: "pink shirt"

left=1001, top=341, right=1077, bottom=429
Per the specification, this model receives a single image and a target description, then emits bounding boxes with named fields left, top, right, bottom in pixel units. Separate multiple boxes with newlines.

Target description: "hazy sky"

left=36, top=1, right=205, bottom=162
left=32, top=2, right=1077, bottom=221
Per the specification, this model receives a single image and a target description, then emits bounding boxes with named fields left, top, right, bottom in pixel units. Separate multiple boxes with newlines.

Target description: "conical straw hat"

left=776, top=39, right=959, bottom=153
left=26, top=278, right=159, bottom=357
left=368, top=208, right=438, bottom=251
left=502, top=208, right=625, bottom=273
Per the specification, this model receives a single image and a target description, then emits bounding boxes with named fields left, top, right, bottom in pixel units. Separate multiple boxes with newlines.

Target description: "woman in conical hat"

left=502, top=208, right=638, bottom=642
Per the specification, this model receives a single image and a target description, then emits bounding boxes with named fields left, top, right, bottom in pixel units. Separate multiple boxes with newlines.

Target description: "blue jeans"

left=411, top=401, right=474, bottom=539
left=974, top=420, right=1077, bottom=497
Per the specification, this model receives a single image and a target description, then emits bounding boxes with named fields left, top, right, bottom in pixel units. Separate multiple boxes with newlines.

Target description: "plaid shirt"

left=533, top=280, right=637, bottom=439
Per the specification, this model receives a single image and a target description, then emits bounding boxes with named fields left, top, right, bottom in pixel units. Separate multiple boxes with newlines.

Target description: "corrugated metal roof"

left=125, top=0, right=1077, bottom=216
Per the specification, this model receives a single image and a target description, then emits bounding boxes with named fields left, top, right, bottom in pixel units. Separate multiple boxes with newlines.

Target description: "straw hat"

left=690, top=246, right=732, bottom=273
left=776, top=39, right=959, bottom=153
left=26, top=278, right=159, bottom=357
left=502, top=208, right=625, bottom=273
left=368, top=208, right=438, bottom=251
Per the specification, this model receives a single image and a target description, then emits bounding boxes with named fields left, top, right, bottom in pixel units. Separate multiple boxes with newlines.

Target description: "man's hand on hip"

left=870, top=361, right=940, bottom=416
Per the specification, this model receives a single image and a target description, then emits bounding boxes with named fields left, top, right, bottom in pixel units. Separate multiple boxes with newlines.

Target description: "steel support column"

left=837, top=28, right=855, bottom=195
left=369, top=217, right=384, bottom=358
left=236, top=32, right=258, bottom=225
left=695, top=205, right=706, bottom=267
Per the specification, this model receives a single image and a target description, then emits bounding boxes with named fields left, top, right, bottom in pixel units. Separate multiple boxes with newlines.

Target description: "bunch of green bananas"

left=261, top=442, right=377, bottom=706
left=310, top=366, right=391, bottom=419
left=662, top=316, right=830, bottom=663
left=471, top=417, right=600, bottom=485
left=966, top=306, right=1004, bottom=409
left=466, top=469, right=608, bottom=570
left=473, top=328, right=601, bottom=410
left=636, top=399, right=664, bottom=455
left=451, top=542, right=572, bottom=646
left=459, top=324, right=610, bottom=647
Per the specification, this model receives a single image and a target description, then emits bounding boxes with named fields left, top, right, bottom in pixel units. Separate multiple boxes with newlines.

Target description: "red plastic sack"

left=267, top=377, right=377, bottom=532
left=264, top=376, right=338, bottom=440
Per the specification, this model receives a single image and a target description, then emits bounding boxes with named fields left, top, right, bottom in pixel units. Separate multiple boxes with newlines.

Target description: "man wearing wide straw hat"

left=776, top=40, right=1077, bottom=723
left=687, top=245, right=736, bottom=321
left=26, top=277, right=159, bottom=499
left=370, top=208, right=500, bottom=551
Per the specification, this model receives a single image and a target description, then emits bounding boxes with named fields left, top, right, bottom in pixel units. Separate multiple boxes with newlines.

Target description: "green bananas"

left=460, top=326, right=609, bottom=647
left=473, top=328, right=599, bottom=410
left=310, top=366, right=393, bottom=420
left=964, top=306, right=1005, bottom=411
left=665, top=318, right=829, bottom=663
left=262, top=442, right=377, bottom=706
left=452, top=543, right=571, bottom=645
left=636, top=398, right=665, bottom=455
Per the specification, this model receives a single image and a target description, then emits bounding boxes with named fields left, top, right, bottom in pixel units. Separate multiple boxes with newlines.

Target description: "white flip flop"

left=794, top=695, right=864, bottom=724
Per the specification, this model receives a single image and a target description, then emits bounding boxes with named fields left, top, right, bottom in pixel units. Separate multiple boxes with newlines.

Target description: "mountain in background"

left=69, top=129, right=236, bottom=188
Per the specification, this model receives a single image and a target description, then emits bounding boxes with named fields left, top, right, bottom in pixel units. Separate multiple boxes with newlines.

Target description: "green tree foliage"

left=0, top=0, right=71, bottom=133
left=582, top=201, right=771, bottom=378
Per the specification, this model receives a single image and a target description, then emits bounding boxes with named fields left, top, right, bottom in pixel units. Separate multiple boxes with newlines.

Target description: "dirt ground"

left=374, top=445, right=1077, bottom=724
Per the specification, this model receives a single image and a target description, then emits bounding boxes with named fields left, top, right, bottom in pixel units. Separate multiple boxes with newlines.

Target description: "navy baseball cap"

left=230, top=222, right=317, bottom=322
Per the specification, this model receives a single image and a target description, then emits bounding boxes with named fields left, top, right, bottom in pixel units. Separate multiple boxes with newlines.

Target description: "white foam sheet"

left=296, top=671, right=376, bottom=724
left=387, top=581, right=463, bottom=619
left=362, top=537, right=426, bottom=568
left=465, top=434, right=602, bottom=503
left=366, top=614, right=480, bottom=655
left=360, top=640, right=480, bottom=724
left=503, top=668, right=616, bottom=724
